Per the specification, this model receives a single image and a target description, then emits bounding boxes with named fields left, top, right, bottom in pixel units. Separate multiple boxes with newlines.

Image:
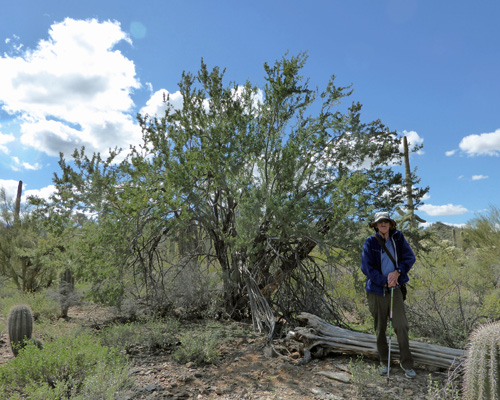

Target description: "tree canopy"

left=41, top=53, right=424, bottom=326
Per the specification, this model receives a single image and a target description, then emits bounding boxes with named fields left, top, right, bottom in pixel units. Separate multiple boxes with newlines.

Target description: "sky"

left=0, top=0, right=499, bottom=227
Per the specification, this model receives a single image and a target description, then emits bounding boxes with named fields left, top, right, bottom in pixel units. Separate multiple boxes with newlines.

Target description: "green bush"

left=143, top=318, right=180, bottom=352
left=173, top=328, right=221, bottom=366
left=0, top=288, right=59, bottom=321
left=407, top=247, right=485, bottom=348
left=99, top=318, right=180, bottom=353
left=349, top=356, right=384, bottom=397
left=0, top=332, right=132, bottom=400
left=99, top=322, right=141, bottom=353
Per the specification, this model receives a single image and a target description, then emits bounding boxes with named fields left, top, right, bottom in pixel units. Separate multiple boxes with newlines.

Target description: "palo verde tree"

left=49, top=53, right=424, bottom=324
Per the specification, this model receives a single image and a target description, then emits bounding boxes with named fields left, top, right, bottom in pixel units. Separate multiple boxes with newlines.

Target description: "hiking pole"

left=387, top=287, right=394, bottom=384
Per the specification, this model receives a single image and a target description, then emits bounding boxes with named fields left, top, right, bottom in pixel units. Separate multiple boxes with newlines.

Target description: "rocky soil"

left=0, top=305, right=452, bottom=400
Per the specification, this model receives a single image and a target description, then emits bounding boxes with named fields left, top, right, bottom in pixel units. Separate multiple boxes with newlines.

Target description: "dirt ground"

left=0, top=305, right=450, bottom=400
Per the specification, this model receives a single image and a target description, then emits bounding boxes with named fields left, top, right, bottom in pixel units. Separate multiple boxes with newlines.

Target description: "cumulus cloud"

left=472, top=174, right=488, bottom=181
left=139, top=89, right=184, bottom=118
left=419, top=203, right=468, bottom=216
left=0, top=179, right=22, bottom=199
left=401, top=130, right=424, bottom=155
left=0, top=131, right=15, bottom=153
left=24, top=185, right=56, bottom=202
left=10, top=156, right=41, bottom=171
left=459, top=128, right=500, bottom=156
left=445, top=149, right=456, bottom=156
left=139, top=86, right=264, bottom=120
left=0, top=179, right=55, bottom=204
left=0, top=18, right=142, bottom=159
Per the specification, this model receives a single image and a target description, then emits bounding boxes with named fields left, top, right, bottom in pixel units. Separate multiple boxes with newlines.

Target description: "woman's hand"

left=387, top=270, right=400, bottom=288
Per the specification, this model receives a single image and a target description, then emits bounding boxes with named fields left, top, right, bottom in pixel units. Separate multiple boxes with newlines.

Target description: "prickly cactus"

left=463, top=321, right=500, bottom=400
left=59, top=268, right=75, bottom=318
left=8, top=304, right=34, bottom=357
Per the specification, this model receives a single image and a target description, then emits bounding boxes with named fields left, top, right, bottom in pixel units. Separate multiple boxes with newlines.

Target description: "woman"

left=360, top=211, right=417, bottom=379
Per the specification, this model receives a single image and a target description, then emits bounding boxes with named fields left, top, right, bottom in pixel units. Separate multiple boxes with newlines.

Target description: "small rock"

left=263, top=345, right=279, bottom=358
left=145, top=385, right=157, bottom=392
left=316, top=371, right=351, bottom=383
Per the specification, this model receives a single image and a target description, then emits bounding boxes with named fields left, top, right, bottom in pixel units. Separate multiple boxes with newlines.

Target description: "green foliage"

left=99, top=317, right=180, bottom=354
left=407, top=245, right=487, bottom=347
left=405, top=206, right=500, bottom=347
left=0, top=188, right=60, bottom=292
left=463, top=321, right=500, bottom=400
left=464, top=206, right=500, bottom=249
left=99, top=322, right=141, bottom=353
left=427, top=374, right=461, bottom=400
left=0, top=288, right=60, bottom=321
left=143, top=318, right=180, bottom=352
left=349, top=356, right=384, bottom=396
left=0, top=332, right=132, bottom=400
left=33, top=53, right=426, bottom=326
left=173, top=326, right=221, bottom=366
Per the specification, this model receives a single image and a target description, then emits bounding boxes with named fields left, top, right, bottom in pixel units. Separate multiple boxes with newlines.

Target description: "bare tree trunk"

left=287, top=312, right=466, bottom=369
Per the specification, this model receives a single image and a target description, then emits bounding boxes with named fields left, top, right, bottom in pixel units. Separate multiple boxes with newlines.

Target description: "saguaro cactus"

left=8, top=304, right=34, bottom=357
left=463, top=321, right=500, bottom=400
left=59, top=268, right=75, bottom=318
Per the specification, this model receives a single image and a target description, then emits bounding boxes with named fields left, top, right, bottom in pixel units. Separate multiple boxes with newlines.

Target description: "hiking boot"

left=400, top=364, right=416, bottom=379
left=378, top=365, right=389, bottom=376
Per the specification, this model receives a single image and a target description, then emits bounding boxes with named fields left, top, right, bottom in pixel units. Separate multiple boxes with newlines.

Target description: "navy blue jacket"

left=360, top=229, right=416, bottom=296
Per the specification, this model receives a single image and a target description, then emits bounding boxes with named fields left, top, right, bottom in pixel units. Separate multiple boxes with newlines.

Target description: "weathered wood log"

left=287, top=312, right=466, bottom=369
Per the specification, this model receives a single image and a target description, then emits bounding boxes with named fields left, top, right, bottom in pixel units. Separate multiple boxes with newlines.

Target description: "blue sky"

left=0, top=0, right=499, bottom=227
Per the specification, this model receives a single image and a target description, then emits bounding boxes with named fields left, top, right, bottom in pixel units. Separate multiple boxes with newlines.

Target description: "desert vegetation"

left=1, top=53, right=499, bottom=399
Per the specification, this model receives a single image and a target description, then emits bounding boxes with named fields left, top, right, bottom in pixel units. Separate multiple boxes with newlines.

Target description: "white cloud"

left=10, top=156, right=41, bottom=171
left=0, top=180, right=55, bottom=204
left=0, top=18, right=142, bottom=159
left=472, top=174, right=488, bottom=181
left=459, top=128, right=500, bottom=156
left=419, top=203, right=468, bottom=216
left=139, top=89, right=183, bottom=118
left=23, top=185, right=56, bottom=202
left=0, top=179, right=22, bottom=199
left=401, top=130, right=424, bottom=155
left=445, top=149, right=456, bottom=156
left=0, top=131, right=15, bottom=153
left=139, top=86, right=264, bottom=120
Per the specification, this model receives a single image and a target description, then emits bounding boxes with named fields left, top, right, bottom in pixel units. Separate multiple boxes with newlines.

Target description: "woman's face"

left=377, top=219, right=390, bottom=236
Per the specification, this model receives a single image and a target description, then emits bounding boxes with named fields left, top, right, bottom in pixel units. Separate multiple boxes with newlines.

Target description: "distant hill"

left=424, top=221, right=462, bottom=243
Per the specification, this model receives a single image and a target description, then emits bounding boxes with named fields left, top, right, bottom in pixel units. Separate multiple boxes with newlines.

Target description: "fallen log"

left=286, top=312, right=466, bottom=369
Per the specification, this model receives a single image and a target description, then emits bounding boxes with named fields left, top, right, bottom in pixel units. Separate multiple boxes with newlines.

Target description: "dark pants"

left=367, top=287, right=414, bottom=370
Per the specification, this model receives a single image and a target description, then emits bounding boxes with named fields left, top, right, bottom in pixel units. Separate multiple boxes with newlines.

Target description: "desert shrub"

left=349, top=356, right=384, bottom=397
left=99, top=322, right=141, bottom=353
left=0, top=288, right=59, bottom=321
left=0, top=332, right=132, bottom=400
left=99, top=317, right=180, bottom=354
left=173, top=326, right=221, bottom=365
left=406, top=247, right=485, bottom=348
left=427, top=373, right=462, bottom=400
left=143, top=317, right=180, bottom=352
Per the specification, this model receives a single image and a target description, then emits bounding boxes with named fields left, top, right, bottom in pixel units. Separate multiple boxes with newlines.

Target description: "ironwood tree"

left=47, top=53, right=426, bottom=324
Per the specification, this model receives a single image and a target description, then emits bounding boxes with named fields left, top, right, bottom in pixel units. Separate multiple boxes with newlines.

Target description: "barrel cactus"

left=8, top=304, right=34, bottom=357
left=463, top=321, right=500, bottom=400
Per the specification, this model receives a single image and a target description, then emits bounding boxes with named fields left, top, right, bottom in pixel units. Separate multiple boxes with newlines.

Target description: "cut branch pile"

left=286, top=312, right=466, bottom=369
